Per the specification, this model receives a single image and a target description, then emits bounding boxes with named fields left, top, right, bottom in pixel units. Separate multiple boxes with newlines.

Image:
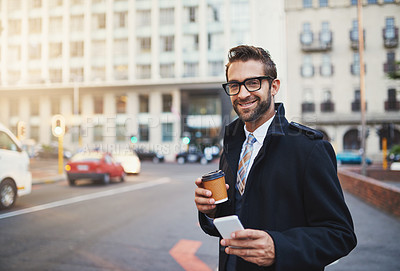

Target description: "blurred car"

left=135, top=148, right=165, bottom=163
left=65, top=151, right=125, bottom=186
left=336, top=151, right=372, bottom=165
left=0, top=122, right=32, bottom=209
left=176, top=149, right=212, bottom=165
left=112, top=150, right=141, bottom=175
left=36, top=144, right=72, bottom=159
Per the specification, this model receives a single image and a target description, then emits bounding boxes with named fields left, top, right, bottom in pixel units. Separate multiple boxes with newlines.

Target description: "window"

left=29, top=69, right=42, bottom=83
left=8, top=71, right=20, bottom=85
left=116, top=124, right=126, bottom=142
left=49, top=69, right=62, bottom=83
left=92, top=14, right=106, bottom=30
left=301, top=22, right=313, bottom=45
left=8, top=20, right=21, bottom=36
left=114, top=12, right=127, bottom=28
left=138, top=37, right=151, bottom=53
left=94, top=96, right=103, bottom=114
left=93, top=125, right=103, bottom=142
left=160, top=8, right=174, bottom=25
left=51, top=97, right=60, bottom=115
left=114, top=39, right=128, bottom=57
left=49, top=43, right=62, bottom=58
left=162, top=123, right=173, bottom=142
left=188, top=6, right=197, bottom=22
left=91, top=66, right=105, bottom=81
left=161, top=36, right=174, bottom=52
left=343, top=129, right=360, bottom=150
left=139, top=95, right=149, bottom=113
left=8, top=0, right=21, bottom=12
left=303, top=0, right=312, bottom=8
left=320, top=54, right=333, bottom=76
left=183, top=34, right=199, bottom=52
left=384, top=0, right=394, bottom=2
left=208, top=61, right=224, bottom=76
left=320, top=0, right=328, bottom=7
left=29, top=18, right=41, bottom=34
left=189, top=96, right=220, bottom=115
left=160, top=64, right=174, bottom=78
left=137, top=10, right=151, bottom=27
left=29, top=43, right=41, bottom=60
left=0, top=131, right=20, bottom=151
left=92, top=40, right=106, bottom=58
left=30, top=0, right=42, bottom=9
left=137, top=65, right=151, bottom=79
left=350, top=20, right=359, bottom=41
left=320, top=22, right=331, bottom=44
left=352, top=90, right=361, bottom=111
left=70, top=16, right=84, bottom=32
left=139, top=124, right=149, bottom=142
left=184, top=62, right=198, bottom=77
left=351, top=0, right=357, bottom=5
left=351, top=53, right=360, bottom=75
left=385, top=88, right=399, bottom=111
left=8, top=45, right=21, bottom=62
left=367, top=0, right=377, bottom=4
left=301, top=55, right=314, bottom=77
left=49, top=17, right=62, bottom=34
left=162, top=94, right=172, bottom=112
left=70, top=41, right=84, bottom=57
left=70, top=68, right=83, bottom=82
left=49, top=0, right=63, bottom=8
left=116, top=95, right=127, bottom=114
left=302, top=89, right=315, bottom=113
left=114, top=65, right=128, bottom=80
left=385, top=17, right=395, bottom=39
left=31, top=98, right=40, bottom=116
left=321, top=90, right=334, bottom=112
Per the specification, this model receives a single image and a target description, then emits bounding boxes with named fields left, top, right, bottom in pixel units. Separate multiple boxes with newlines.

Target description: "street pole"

left=357, top=0, right=367, bottom=176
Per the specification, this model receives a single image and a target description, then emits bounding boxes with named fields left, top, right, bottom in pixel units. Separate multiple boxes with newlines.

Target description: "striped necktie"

left=237, top=133, right=257, bottom=195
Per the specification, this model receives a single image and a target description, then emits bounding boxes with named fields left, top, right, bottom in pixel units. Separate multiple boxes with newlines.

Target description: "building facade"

left=285, top=0, right=400, bottom=161
left=0, top=0, right=286, bottom=161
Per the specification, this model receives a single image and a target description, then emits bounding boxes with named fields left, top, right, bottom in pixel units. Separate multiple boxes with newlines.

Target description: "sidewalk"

left=30, top=158, right=66, bottom=184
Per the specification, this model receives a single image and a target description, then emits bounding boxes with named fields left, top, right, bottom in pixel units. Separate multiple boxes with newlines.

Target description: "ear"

left=271, top=79, right=280, bottom=97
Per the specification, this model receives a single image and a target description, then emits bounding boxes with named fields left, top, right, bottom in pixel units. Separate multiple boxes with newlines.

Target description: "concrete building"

left=285, top=0, right=400, bottom=161
left=0, top=0, right=287, bottom=161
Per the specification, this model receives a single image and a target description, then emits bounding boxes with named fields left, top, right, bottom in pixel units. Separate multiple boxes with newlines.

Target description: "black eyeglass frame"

left=222, top=76, right=274, bottom=96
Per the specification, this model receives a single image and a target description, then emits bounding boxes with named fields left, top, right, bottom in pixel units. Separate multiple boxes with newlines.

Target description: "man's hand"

left=194, top=178, right=229, bottom=218
left=220, top=229, right=275, bottom=267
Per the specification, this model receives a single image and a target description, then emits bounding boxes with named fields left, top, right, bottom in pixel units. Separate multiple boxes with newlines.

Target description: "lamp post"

left=357, top=0, right=367, bottom=176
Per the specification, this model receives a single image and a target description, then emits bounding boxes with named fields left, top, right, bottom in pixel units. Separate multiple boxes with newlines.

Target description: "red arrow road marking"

left=169, top=239, right=212, bottom=271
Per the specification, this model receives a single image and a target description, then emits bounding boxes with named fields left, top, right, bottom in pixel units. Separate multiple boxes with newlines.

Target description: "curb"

left=32, top=174, right=66, bottom=185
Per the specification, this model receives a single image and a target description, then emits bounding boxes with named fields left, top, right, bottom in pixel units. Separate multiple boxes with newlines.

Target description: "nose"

left=237, top=84, right=251, bottom=99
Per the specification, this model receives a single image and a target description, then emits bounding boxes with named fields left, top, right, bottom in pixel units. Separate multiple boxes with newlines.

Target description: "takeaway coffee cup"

left=202, top=170, right=228, bottom=204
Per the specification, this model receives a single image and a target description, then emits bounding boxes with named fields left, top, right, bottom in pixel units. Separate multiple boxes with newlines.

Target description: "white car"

left=0, top=123, right=32, bottom=209
left=112, top=150, right=141, bottom=175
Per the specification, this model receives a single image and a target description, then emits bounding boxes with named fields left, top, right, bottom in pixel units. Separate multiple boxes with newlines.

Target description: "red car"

left=65, top=151, right=125, bottom=186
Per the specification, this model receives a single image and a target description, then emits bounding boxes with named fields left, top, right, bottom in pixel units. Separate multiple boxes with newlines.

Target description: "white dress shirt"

left=241, top=115, right=275, bottom=180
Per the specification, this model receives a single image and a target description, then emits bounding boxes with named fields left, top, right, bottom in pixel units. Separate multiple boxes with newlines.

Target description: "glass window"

left=8, top=20, right=21, bottom=36
left=139, top=124, right=149, bottom=142
left=162, top=94, right=172, bottom=112
left=116, top=124, right=126, bottom=142
left=30, top=0, right=42, bottom=9
left=138, top=37, right=151, bottom=53
left=51, top=97, right=60, bottom=115
left=70, top=41, right=84, bottom=57
left=70, top=16, right=84, bottom=32
left=162, top=123, right=173, bottom=142
left=49, top=17, right=62, bottom=34
left=70, top=68, right=83, bottom=82
left=91, top=66, right=105, bottom=81
left=116, top=95, right=127, bottom=114
left=160, top=8, right=174, bottom=25
left=320, top=22, right=331, bottom=44
left=114, top=12, right=127, bottom=28
left=367, top=0, right=377, bottom=4
left=160, top=64, right=174, bottom=78
left=385, top=17, right=395, bottom=39
left=92, top=40, right=106, bottom=58
left=114, top=65, right=128, bottom=80
left=139, top=95, right=149, bottom=113
left=301, top=22, right=313, bottom=45
left=114, top=39, right=128, bottom=57
left=94, top=96, right=103, bottom=114
left=49, top=43, right=62, bottom=58
left=31, top=98, right=40, bottom=116
left=92, top=14, right=106, bottom=30
left=137, top=65, right=151, bottom=79
left=320, top=54, right=332, bottom=76
left=161, top=36, right=174, bottom=52
left=350, top=19, right=359, bottom=41
left=303, top=89, right=314, bottom=103
left=137, top=10, right=151, bottom=27
left=303, top=0, right=312, bottom=8
left=188, top=96, right=220, bottom=115
left=301, top=55, right=314, bottom=77
left=208, top=61, right=224, bottom=76
left=0, top=132, right=20, bottom=151
left=49, top=69, right=62, bottom=83
left=320, top=0, right=328, bottom=7
left=94, top=125, right=103, bottom=142
left=8, top=0, right=21, bottom=11
left=351, top=0, right=357, bottom=4
left=29, top=18, right=42, bottom=34
left=184, top=62, right=198, bottom=77
left=352, top=53, right=360, bottom=75
left=384, top=0, right=394, bottom=2
left=29, top=43, right=41, bottom=60
left=188, top=6, right=197, bottom=23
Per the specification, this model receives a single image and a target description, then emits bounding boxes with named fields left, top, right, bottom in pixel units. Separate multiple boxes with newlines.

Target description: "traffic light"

left=52, top=115, right=65, bottom=137
left=182, top=136, right=190, bottom=145
left=130, top=135, right=138, bottom=144
left=17, top=121, right=26, bottom=140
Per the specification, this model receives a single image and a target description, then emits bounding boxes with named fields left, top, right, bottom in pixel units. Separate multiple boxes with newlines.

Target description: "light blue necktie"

left=236, top=134, right=257, bottom=195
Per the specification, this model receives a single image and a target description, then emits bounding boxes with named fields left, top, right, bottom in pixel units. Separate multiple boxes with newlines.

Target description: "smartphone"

left=213, top=215, right=244, bottom=239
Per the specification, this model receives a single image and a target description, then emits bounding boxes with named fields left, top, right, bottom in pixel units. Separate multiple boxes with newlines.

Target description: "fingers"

left=194, top=177, right=216, bottom=214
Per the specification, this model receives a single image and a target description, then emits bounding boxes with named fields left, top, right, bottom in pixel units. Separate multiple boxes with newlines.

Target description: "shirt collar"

left=243, top=114, right=276, bottom=144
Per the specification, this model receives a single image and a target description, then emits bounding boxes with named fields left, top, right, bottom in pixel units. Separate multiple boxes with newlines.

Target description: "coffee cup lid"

left=202, top=170, right=225, bottom=181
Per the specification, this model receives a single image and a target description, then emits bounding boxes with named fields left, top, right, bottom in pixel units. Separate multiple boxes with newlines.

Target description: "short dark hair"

left=225, top=45, right=277, bottom=80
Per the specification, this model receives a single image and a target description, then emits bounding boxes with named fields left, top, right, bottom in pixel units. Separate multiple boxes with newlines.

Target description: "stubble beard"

left=233, top=92, right=272, bottom=123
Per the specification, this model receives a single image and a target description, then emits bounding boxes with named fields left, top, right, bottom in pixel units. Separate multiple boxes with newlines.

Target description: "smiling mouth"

left=237, top=100, right=257, bottom=108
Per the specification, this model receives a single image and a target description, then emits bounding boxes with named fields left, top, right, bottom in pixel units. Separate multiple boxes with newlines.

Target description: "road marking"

left=0, top=178, right=170, bottom=220
left=170, top=239, right=212, bottom=271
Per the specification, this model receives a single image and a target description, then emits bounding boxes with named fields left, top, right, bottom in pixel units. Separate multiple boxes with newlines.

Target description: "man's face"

left=227, top=60, right=276, bottom=127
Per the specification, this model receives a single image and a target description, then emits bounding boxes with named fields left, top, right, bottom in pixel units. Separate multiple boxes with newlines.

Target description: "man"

left=194, top=45, right=357, bottom=271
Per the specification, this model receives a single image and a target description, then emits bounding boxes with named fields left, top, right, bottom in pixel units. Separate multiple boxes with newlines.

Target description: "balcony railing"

left=383, top=62, right=400, bottom=73
left=384, top=100, right=400, bottom=111
left=300, top=31, right=332, bottom=52
left=349, top=29, right=365, bottom=50
left=321, top=101, right=335, bottom=112
left=302, top=102, right=315, bottom=113
left=382, top=27, right=399, bottom=48
left=351, top=101, right=367, bottom=112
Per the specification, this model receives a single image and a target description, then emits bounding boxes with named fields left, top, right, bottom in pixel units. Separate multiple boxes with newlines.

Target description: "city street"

left=0, top=162, right=399, bottom=270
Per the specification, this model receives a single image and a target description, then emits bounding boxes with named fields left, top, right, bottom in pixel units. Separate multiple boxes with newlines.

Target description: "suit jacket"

left=199, top=103, right=357, bottom=271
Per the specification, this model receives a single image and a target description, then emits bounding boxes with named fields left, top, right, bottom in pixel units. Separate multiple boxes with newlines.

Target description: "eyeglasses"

left=222, top=76, right=273, bottom=96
